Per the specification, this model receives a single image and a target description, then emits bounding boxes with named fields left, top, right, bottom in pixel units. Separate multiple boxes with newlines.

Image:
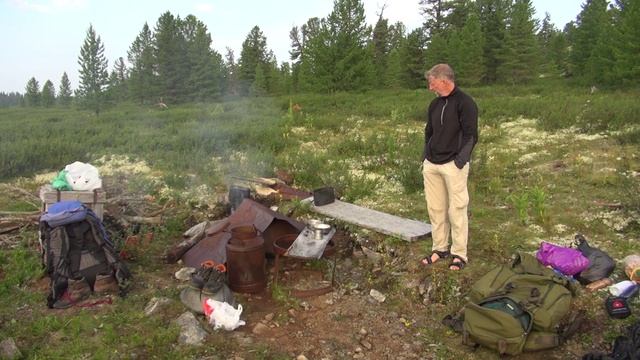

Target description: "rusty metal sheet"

left=181, top=199, right=305, bottom=266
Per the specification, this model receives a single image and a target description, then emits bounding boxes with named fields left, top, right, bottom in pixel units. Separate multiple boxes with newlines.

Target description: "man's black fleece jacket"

left=422, top=86, right=478, bottom=168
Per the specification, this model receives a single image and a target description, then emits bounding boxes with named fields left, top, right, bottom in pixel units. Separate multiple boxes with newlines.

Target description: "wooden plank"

left=39, top=185, right=106, bottom=220
left=305, top=198, right=431, bottom=242
left=39, top=185, right=106, bottom=203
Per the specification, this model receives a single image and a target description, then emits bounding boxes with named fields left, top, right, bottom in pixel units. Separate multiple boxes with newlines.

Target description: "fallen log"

left=0, top=211, right=40, bottom=216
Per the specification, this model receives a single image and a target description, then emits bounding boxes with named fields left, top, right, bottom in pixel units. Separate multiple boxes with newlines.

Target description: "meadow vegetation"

left=0, top=82, right=639, bottom=358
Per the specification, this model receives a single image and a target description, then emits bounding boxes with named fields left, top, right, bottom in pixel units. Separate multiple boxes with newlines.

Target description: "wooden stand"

left=39, top=185, right=106, bottom=220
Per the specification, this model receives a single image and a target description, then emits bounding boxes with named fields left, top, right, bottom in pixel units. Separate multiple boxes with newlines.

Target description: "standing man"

left=420, top=64, right=478, bottom=271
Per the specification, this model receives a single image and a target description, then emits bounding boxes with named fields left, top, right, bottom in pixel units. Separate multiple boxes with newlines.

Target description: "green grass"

left=1, top=80, right=640, bottom=358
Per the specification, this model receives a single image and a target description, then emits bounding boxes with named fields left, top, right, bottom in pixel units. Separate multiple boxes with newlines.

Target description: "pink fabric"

left=536, top=241, right=590, bottom=275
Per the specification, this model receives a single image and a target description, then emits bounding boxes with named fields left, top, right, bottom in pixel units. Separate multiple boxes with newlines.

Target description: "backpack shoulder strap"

left=84, top=214, right=132, bottom=296
left=46, top=225, right=73, bottom=308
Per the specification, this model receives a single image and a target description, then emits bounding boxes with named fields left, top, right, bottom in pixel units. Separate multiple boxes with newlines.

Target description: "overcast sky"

left=0, top=0, right=584, bottom=94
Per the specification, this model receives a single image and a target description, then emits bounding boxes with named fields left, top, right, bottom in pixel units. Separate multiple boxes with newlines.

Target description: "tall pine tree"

left=24, top=77, right=40, bottom=107
left=325, top=0, right=374, bottom=91
left=182, top=15, right=224, bottom=101
left=41, top=80, right=56, bottom=107
left=154, top=12, right=187, bottom=103
left=106, top=57, right=127, bottom=103
left=128, top=23, right=156, bottom=104
left=570, top=0, right=609, bottom=80
left=612, top=0, right=640, bottom=86
left=420, top=0, right=452, bottom=38
left=223, top=47, right=240, bottom=97
left=477, top=0, right=510, bottom=83
left=77, top=24, right=109, bottom=115
left=58, top=72, right=72, bottom=106
left=238, top=26, right=269, bottom=95
left=447, top=8, right=485, bottom=85
left=497, top=0, right=540, bottom=84
left=371, top=12, right=391, bottom=88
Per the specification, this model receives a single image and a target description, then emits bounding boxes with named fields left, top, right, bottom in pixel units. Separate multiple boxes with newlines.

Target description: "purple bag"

left=536, top=241, right=590, bottom=275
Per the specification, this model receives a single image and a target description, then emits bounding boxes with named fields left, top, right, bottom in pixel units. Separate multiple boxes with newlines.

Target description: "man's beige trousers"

left=422, top=159, right=470, bottom=261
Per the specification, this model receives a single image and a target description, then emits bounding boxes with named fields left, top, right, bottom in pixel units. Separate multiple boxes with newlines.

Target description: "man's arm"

left=422, top=105, right=434, bottom=162
left=454, top=96, right=478, bottom=169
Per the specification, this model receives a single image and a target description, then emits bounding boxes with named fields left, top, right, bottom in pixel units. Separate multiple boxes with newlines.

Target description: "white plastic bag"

left=64, top=161, right=102, bottom=191
left=203, top=299, right=245, bottom=331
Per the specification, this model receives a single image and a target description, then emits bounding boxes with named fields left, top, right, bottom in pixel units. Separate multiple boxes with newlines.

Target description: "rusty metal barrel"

left=226, top=225, right=267, bottom=293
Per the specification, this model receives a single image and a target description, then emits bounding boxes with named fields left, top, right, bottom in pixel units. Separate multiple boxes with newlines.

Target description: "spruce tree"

left=294, top=17, right=332, bottom=92
left=584, top=15, right=616, bottom=85
left=24, top=77, right=40, bottom=107
left=371, top=14, right=391, bottom=88
left=154, top=12, right=187, bottom=103
left=570, top=0, right=609, bottom=80
left=279, top=62, right=293, bottom=94
left=612, top=0, right=640, bottom=86
left=537, top=13, right=563, bottom=76
left=424, top=32, right=448, bottom=73
left=448, top=10, right=485, bottom=85
left=264, top=51, right=282, bottom=94
left=249, top=63, right=268, bottom=96
left=106, top=57, right=127, bottom=103
left=223, top=47, right=240, bottom=97
left=477, top=0, right=510, bottom=83
left=58, top=72, right=72, bottom=106
left=289, top=26, right=304, bottom=62
left=497, top=0, right=540, bottom=84
left=182, top=15, right=223, bottom=101
left=404, top=29, right=428, bottom=89
left=420, top=0, right=451, bottom=38
left=548, top=31, right=570, bottom=76
left=41, top=80, right=56, bottom=107
left=128, top=23, right=156, bottom=104
left=239, top=26, right=269, bottom=95
left=326, top=0, right=374, bottom=91
left=77, top=24, right=109, bottom=115
left=383, top=22, right=407, bottom=88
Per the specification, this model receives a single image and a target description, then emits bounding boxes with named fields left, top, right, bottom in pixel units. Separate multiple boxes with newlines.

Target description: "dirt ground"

left=166, top=230, right=599, bottom=360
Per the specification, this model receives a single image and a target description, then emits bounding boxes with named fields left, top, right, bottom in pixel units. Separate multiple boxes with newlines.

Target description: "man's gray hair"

left=425, top=64, right=455, bottom=82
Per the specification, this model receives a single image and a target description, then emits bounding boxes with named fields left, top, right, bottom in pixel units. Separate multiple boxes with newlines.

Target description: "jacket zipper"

left=440, top=98, right=448, bottom=125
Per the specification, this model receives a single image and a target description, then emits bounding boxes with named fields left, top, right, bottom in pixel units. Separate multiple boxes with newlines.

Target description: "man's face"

left=427, top=76, right=447, bottom=96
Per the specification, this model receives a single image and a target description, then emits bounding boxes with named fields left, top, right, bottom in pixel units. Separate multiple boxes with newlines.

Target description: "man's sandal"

left=420, top=250, right=450, bottom=266
left=449, top=255, right=467, bottom=271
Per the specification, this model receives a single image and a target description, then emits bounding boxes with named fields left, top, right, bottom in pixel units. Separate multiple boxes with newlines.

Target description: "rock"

left=174, top=267, right=196, bottom=281
left=354, top=346, right=363, bottom=353
left=0, top=338, right=22, bottom=360
left=296, top=355, right=309, bottom=360
left=252, top=322, right=270, bottom=335
left=402, top=277, right=420, bottom=290
left=360, top=340, right=373, bottom=350
left=288, top=308, right=297, bottom=317
left=353, top=354, right=365, bottom=359
left=361, top=246, right=383, bottom=264
left=359, top=328, right=368, bottom=336
left=369, top=289, right=386, bottom=303
left=231, top=332, right=254, bottom=347
left=264, top=313, right=275, bottom=322
left=325, top=298, right=334, bottom=305
left=144, top=297, right=172, bottom=316
left=174, top=312, right=207, bottom=346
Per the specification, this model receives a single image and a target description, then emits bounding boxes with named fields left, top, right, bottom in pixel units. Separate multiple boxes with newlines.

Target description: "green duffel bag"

left=462, top=252, right=575, bottom=356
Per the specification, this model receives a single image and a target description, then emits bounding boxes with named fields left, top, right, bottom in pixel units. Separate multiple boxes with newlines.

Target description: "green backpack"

left=462, top=252, right=577, bottom=355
